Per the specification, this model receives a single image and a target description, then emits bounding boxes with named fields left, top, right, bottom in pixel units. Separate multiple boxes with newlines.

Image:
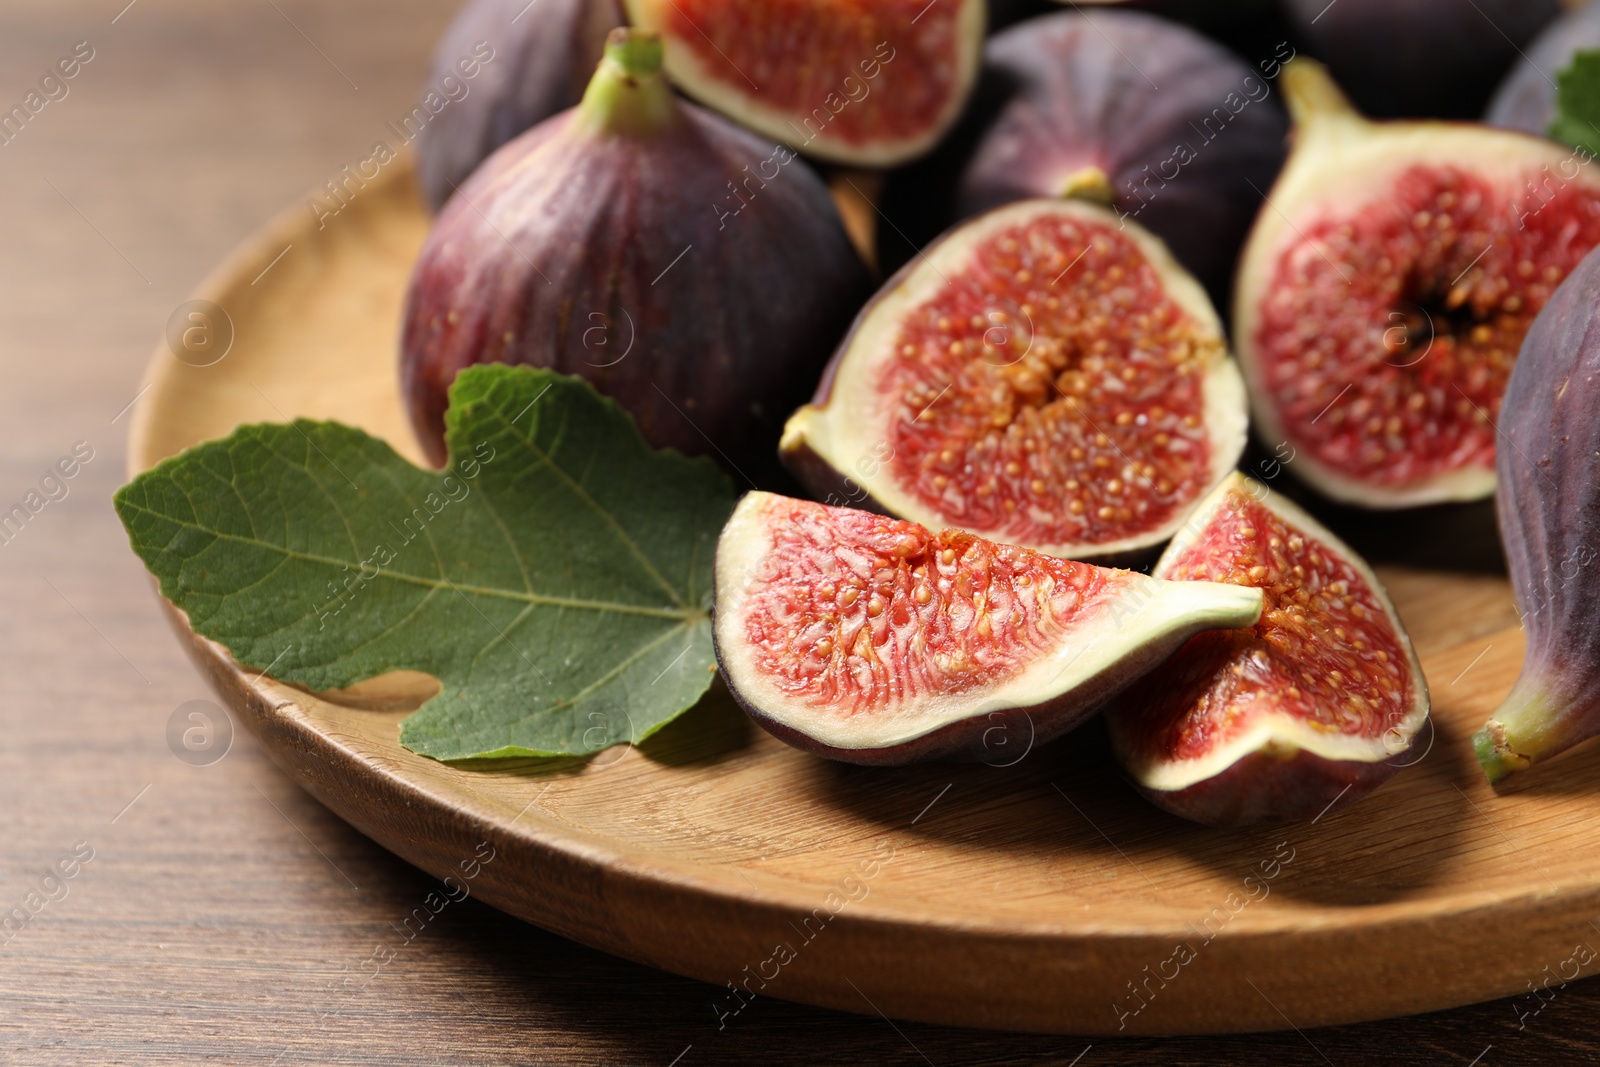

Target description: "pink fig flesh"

left=781, top=197, right=1249, bottom=563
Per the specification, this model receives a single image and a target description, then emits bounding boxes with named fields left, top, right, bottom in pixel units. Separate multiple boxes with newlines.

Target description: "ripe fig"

left=1233, top=59, right=1600, bottom=509
left=1282, top=0, right=1560, bottom=119
left=1105, top=473, right=1430, bottom=825
left=713, top=492, right=1264, bottom=765
left=401, top=29, right=872, bottom=472
left=1475, top=244, right=1600, bottom=784
left=413, top=0, right=625, bottom=212
left=956, top=10, right=1288, bottom=303
left=1486, top=1, right=1600, bottom=136
left=781, top=197, right=1249, bottom=561
left=621, top=0, right=986, bottom=167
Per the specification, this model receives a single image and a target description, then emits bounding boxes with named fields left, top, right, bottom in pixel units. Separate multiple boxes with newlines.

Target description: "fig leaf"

left=1550, top=49, right=1600, bottom=155
left=115, top=366, right=734, bottom=761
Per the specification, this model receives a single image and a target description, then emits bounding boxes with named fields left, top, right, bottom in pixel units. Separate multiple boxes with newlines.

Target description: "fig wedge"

left=713, top=492, right=1263, bottom=765
left=1106, top=473, right=1430, bottom=824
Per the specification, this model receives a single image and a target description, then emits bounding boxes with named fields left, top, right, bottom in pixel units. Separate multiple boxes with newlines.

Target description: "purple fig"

left=1283, top=0, right=1561, bottom=119
left=1475, top=243, right=1600, bottom=783
left=713, top=492, right=1262, bottom=765
left=956, top=10, right=1288, bottom=302
left=1486, top=2, right=1600, bottom=135
left=401, top=28, right=872, bottom=472
left=414, top=0, right=625, bottom=212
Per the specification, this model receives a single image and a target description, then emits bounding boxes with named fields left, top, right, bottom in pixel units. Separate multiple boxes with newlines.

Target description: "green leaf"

left=1550, top=50, right=1600, bottom=155
left=114, top=366, right=735, bottom=761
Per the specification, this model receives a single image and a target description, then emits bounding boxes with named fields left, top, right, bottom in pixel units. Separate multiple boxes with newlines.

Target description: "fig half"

left=956, top=9, right=1287, bottom=303
left=622, top=0, right=986, bottom=167
left=1233, top=59, right=1600, bottom=509
left=401, top=29, right=870, bottom=472
left=713, top=492, right=1264, bottom=765
left=1106, top=473, right=1430, bottom=825
left=782, top=197, right=1249, bottom=561
left=413, top=0, right=625, bottom=212
left=1475, top=245, right=1600, bottom=783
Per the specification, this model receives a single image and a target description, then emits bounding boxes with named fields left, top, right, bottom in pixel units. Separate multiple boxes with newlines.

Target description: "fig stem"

left=1058, top=166, right=1114, bottom=206
left=1280, top=59, right=1362, bottom=128
left=574, top=28, right=678, bottom=137
left=1474, top=677, right=1555, bottom=784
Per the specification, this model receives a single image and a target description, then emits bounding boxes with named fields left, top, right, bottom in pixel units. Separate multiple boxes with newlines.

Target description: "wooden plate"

left=127, top=157, right=1600, bottom=1037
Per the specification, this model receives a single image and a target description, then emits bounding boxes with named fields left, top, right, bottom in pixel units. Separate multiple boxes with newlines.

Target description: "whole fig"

left=957, top=10, right=1288, bottom=303
left=1282, top=0, right=1560, bottom=119
left=1486, top=2, right=1600, bottom=135
left=414, top=0, right=625, bottom=212
left=402, top=29, right=872, bottom=473
left=1475, top=243, right=1600, bottom=783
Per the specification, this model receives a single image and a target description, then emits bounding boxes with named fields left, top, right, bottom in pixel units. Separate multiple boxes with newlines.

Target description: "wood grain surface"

left=6, top=1, right=1600, bottom=1063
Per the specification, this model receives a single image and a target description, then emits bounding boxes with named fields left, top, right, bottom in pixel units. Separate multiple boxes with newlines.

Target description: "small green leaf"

left=115, top=366, right=735, bottom=761
left=1550, top=50, right=1600, bottom=155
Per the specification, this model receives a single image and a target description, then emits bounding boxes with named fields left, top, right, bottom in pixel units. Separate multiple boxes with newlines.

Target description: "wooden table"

left=1, top=2, right=1593, bottom=1063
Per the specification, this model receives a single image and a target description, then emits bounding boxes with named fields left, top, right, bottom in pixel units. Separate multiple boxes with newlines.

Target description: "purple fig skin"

left=1283, top=0, right=1560, bottom=120
left=955, top=10, right=1287, bottom=303
left=1486, top=2, right=1600, bottom=135
left=402, top=34, right=872, bottom=471
left=1474, top=243, right=1600, bottom=783
left=414, top=0, right=625, bottom=212
left=1130, top=745, right=1408, bottom=826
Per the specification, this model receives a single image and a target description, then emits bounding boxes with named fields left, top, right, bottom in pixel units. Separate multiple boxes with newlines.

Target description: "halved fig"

left=956, top=10, right=1288, bottom=303
left=781, top=197, right=1249, bottom=561
left=714, top=492, right=1264, bottom=765
left=621, top=0, right=985, bottom=167
left=1233, top=59, right=1600, bottom=509
left=1105, top=473, right=1430, bottom=825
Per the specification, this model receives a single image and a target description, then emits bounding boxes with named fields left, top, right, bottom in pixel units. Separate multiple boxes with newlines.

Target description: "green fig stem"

left=1280, top=58, right=1363, bottom=128
left=1474, top=677, right=1557, bottom=784
left=574, top=28, right=679, bottom=137
left=1058, top=166, right=1114, bottom=206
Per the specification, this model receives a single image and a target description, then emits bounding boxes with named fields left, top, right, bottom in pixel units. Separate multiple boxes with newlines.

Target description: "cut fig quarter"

left=712, top=492, right=1264, bottom=766
left=1105, top=473, right=1431, bottom=826
left=780, top=197, right=1250, bottom=562
left=622, top=0, right=985, bottom=167
left=1233, top=58, right=1600, bottom=509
